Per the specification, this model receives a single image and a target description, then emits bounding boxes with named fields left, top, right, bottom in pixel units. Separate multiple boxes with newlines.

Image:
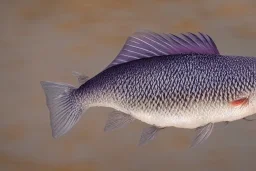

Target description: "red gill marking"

left=230, top=98, right=249, bottom=107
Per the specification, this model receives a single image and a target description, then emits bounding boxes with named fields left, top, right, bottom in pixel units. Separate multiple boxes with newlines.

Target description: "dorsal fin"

left=106, top=30, right=220, bottom=69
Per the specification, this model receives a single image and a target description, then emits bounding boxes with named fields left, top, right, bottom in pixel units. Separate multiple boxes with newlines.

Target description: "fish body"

left=78, top=54, right=256, bottom=129
left=41, top=30, right=256, bottom=147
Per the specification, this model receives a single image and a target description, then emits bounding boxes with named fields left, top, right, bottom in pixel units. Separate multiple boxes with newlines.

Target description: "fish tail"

left=40, top=81, right=84, bottom=138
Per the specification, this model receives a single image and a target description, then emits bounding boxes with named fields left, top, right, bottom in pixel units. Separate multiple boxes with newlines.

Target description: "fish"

left=40, top=30, right=256, bottom=148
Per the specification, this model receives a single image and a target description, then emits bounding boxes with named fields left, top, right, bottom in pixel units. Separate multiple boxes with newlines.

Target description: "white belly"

left=130, top=104, right=256, bottom=129
left=88, top=100, right=256, bottom=129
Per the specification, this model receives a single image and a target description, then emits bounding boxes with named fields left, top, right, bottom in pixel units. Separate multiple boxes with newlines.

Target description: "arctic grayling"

left=41, top=30, right=256, bottom=148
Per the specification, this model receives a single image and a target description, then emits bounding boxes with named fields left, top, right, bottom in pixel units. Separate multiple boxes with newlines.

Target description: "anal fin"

left=104, top=111, right=135, bottom=132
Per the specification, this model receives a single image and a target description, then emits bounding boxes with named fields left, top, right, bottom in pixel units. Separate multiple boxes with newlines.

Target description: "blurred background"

left=1, top=0, right=256, bottom=170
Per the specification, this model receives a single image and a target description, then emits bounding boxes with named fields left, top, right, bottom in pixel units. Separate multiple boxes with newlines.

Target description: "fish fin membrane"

left=72, top=71, right=89, bottom=86
left=190, top=123, right=214, bottom=148
left=104, top=111, right=135, bottom=132
left=105, top=30, right=220, bottom=69
left=40, top=81, right=83, bottom=138
left=138, top=126, right=162, bottom=146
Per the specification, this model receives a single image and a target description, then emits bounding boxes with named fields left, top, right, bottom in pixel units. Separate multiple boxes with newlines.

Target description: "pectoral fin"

left=138, top=126, right=163, bottom=146
left=190, top=123, right=214, bottom=148
left=104, top=111, right=135, bottom=132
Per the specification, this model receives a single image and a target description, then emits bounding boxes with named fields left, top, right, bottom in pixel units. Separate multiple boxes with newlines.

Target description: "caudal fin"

left=40, top=81, right=83, bottom=138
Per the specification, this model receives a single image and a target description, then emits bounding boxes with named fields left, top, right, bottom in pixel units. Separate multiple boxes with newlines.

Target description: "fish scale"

left=41, top=30, right=256, bottom=148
